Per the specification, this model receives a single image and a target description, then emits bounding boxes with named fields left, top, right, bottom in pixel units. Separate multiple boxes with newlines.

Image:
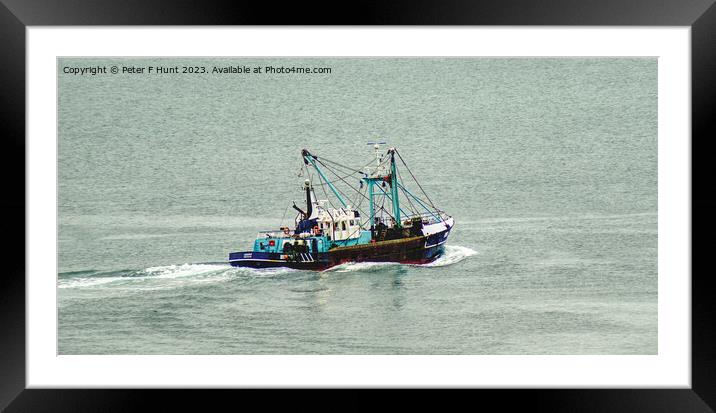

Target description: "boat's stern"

left=228, top=251, right=285, bottom=268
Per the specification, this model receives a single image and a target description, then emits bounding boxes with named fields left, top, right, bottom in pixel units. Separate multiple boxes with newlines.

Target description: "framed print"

left=2, top=0, right=714, bottom=411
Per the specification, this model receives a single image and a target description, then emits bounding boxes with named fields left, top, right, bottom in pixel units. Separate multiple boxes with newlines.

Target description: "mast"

left=388, top=148, right=401, bottom=227
left=368, top=177, right=375, bottom=233
left=361, top=144, right=403, bottom=231
left=363, top=142, right=385, bottom=234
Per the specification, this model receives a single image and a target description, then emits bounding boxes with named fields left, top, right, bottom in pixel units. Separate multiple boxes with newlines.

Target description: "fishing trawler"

left=228, top=144, right=454, bottom=270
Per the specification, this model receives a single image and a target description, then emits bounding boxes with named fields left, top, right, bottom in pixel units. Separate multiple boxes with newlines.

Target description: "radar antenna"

left=366, top=140, right=388, bottom=174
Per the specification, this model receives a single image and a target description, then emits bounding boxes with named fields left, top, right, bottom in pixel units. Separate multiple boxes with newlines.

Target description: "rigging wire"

left=303, top=150, right=430, bottom=230
left=285, top=148, right=446, bottom=243
left=279, top=204, right=290, bottom=228
left=394, top=149, right=439, bottom=212
left=313, top=157, right=394, bottom=221
left=378, top=189, right=387, bottom=223
left=374, top=180, right=411, bottom=220
left=316, top=175, right=339, bottom=212
left=280, top=148, right=449, bottom=249
left=396, top=166, right=419, bottom=215
left=355, top=184, right=366, bottom=210
left=314, top=153, right=380, bottom=180
left=316, top=156, right=367, bottom=175
left=314, top=163, right=370, bottom=220
left=315, top=168, right=365, bottom=187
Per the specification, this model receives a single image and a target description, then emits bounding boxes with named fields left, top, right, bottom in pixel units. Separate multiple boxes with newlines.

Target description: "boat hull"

left=229, top=226, right=449, bottom=271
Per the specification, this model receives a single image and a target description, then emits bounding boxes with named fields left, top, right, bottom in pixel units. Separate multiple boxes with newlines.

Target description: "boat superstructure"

left=229, top=144, right=454, bottom=270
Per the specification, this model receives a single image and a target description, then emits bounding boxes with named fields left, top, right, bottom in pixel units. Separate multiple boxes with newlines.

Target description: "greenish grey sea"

left=58, top=58, right=657, bottom=354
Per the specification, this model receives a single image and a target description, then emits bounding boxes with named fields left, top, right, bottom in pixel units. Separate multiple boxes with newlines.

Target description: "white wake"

left=419, top=245, right=477, bottom=267
left=59, top=245, right=477, bottom=289
left=58, top=263, right=296, bottom=290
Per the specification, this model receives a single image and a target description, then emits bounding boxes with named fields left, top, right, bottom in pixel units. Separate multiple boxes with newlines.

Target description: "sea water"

left=58, top=58, right=657, bottom=354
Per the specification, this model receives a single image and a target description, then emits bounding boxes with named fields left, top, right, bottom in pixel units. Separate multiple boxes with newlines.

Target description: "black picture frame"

left=2, top=0, right=713, bottom=411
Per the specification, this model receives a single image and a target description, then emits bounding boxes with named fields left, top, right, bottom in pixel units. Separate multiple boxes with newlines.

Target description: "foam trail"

left=58, top=262, right=298, bottom=290
left=59, top=245, right=477, bottom=289
left=58, top=276, right=129, bottom=289
left=142, top=263, right=228, bottom=279
left=418, top=245, right=477, bottom=267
